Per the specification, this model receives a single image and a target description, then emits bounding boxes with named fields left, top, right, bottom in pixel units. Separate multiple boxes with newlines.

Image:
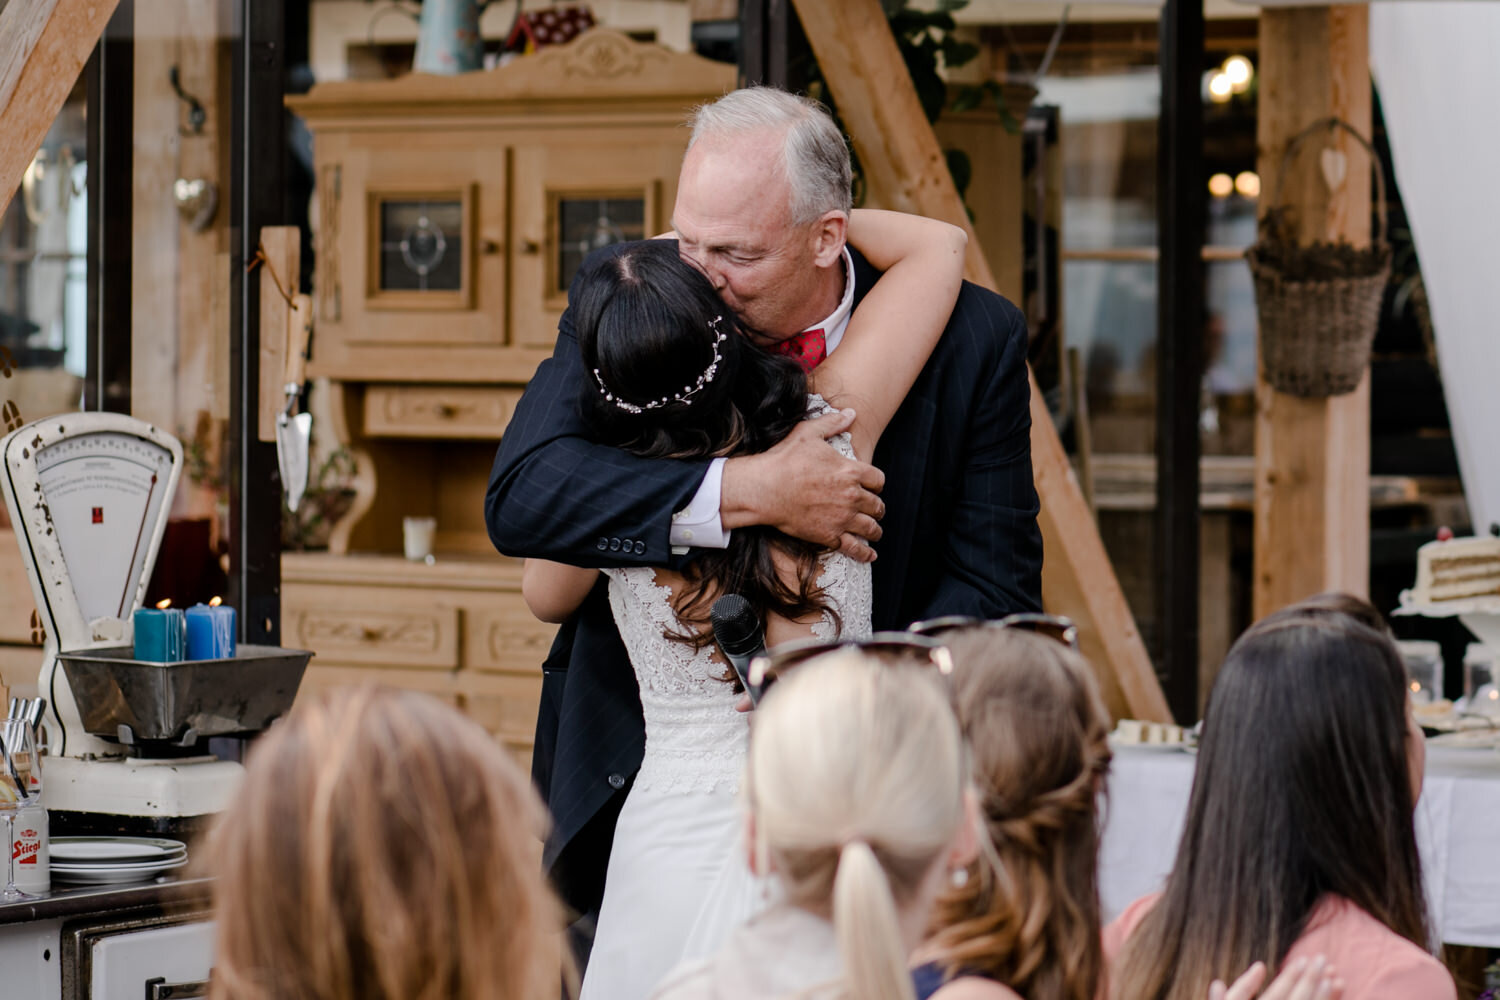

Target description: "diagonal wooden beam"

left=0, top=0, right=120, bottom=220
left=792, top=0, right=1171, bottom=722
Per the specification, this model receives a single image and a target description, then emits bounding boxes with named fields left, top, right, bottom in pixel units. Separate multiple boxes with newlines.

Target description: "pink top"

left=1103, top=893, right=1455, bottom=1000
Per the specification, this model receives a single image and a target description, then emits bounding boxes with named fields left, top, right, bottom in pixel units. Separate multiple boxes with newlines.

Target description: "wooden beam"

left=0, top=0, right=122, bottom=220
left=792, top=0, right=1171, bottom=722
left=1252, top=6, right=1372, bottom=619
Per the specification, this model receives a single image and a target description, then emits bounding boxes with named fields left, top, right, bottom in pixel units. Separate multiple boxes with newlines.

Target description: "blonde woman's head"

left=205, top=685, right=563, bottom=1000
left=747, top=648, right=971, bottom=1000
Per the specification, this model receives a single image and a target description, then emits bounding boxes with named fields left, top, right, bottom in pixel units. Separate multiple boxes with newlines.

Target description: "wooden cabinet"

left=284, top=552, right=544, bottom=766
left=284, top=33, right=734, bottom=762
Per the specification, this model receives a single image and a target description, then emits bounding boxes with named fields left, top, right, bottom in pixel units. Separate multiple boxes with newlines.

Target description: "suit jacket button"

left=596, top=537, right=608, bottom=551
left=634, top=541, right=646, bottom=554
left=607, top=773, right=626, bottom=790
left=609, top=538, right=622, bottom=552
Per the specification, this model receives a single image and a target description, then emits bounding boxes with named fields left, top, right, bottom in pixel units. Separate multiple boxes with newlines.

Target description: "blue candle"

left=133, top=606, right=186, bottom=662
left=185, top=601, right=236, bottom=661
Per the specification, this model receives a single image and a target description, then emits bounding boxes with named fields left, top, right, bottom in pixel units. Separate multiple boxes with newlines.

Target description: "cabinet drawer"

left=296, top=665, right=459, bottom=704
left=457, top=672, right=542, bottom=744
left=466, top=602, right=557, bottom=674
left=286, top=601, right=459, bottom=670
left=364, top=385, right=523, bottom=439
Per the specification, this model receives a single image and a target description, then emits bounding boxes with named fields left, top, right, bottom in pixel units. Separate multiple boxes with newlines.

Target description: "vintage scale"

left=1, top=413, right=309, bottom=836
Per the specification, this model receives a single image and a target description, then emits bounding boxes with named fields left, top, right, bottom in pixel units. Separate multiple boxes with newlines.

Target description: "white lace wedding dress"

left=578, top=400, right=873, bottom=1000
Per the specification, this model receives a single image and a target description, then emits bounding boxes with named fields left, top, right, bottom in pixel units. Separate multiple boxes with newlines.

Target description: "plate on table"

left=51, top=856, right=190, bottom=886
left=51, top=837, right=186, bottom=865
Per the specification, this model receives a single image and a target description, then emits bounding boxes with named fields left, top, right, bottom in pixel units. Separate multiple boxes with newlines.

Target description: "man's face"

left=672, top=131, right=843, bottom=343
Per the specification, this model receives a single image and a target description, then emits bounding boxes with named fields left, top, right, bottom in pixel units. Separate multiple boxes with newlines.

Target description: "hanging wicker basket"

left=1247, top=117, right=1391, bottom=398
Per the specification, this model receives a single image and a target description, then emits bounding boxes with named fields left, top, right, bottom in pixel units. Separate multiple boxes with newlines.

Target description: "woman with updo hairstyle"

left=204, top=686, right=566, bottom=1000
left=652, top=648, right=978, bottom=1000
left=1107, top=595, right=1454, bottom=1000
left=909, top=627, right=1111, bottom=1000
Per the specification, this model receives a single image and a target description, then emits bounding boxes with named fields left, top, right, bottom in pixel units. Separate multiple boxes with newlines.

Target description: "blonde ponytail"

left=833, top=840, right=918, bottom=1000
left=747, top=648, right=964, bottom=1000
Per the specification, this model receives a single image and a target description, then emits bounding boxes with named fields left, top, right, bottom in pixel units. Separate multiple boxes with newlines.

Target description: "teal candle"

left=186, top=602, right=236, bottom=660
left=133, top=607, right=186, bottom=662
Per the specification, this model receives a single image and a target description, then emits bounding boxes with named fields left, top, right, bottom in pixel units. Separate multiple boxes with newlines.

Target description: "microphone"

left=711, top=594, right=768, bottom=705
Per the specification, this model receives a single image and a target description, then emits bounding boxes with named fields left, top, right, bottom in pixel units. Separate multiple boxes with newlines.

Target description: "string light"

left=1223, top=55, right=1253, bottom=91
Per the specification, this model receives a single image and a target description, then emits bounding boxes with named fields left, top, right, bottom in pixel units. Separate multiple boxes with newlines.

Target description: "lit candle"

left=133, top=599, right=186, bottom=662
left=186, top=597, right=236, bottom=661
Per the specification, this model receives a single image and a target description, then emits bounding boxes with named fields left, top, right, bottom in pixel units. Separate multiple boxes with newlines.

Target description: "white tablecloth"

left=1099, top=744, right=1500, bottom=947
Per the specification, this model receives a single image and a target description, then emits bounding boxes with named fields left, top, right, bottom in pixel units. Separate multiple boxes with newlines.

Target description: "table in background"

left=1100, top=743, right=1500, bottom=947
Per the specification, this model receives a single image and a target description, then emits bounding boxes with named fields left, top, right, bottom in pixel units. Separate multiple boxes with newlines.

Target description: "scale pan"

left=57, top=645, right=312, bottom=745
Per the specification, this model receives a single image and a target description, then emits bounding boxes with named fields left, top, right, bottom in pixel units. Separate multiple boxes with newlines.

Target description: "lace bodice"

left=604, top=396, right=873, bottom=794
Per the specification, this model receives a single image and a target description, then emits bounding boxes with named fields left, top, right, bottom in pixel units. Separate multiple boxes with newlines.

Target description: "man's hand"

left=721, top=408, right=886, bottom=562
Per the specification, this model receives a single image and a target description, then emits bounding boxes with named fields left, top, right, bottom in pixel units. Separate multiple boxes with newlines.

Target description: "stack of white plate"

left=50, top=836, right=189, bottom=886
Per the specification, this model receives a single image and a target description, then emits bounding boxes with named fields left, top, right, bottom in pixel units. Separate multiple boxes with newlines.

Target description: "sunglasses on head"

left=907, top=612, right=1080, bottom=651
left=745, top=632, right=954, bottom=706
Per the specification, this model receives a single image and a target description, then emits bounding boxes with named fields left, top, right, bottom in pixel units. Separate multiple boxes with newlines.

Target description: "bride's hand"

left=1209, top=956, right=1341, bottom=1000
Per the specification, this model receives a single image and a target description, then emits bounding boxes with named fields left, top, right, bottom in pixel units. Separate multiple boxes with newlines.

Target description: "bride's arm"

left=811, top=209, right=966, bottom=461
left=522, top=559, right=600, bottom=623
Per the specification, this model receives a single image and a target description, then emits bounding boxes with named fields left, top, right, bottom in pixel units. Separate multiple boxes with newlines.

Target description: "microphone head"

left=710, top=594, right=764, bottom=655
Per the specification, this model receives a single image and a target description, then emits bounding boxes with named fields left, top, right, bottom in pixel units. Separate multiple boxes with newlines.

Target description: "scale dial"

left=33, top=432, right=176, bottom=625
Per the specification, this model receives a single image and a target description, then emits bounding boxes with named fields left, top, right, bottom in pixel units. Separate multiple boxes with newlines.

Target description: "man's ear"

left=810, top=210, right=848, bottom=269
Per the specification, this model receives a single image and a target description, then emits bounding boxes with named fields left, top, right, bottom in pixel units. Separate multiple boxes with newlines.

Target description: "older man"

left=485, top=87, right=1041, bottom=959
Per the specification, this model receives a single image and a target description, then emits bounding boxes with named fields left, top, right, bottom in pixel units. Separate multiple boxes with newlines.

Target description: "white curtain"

left=1370, top=5, right=1500, bottom=535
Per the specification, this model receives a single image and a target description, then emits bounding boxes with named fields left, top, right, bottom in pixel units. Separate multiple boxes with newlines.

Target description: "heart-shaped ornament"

left=1320, top=148, right=1348, bottom=193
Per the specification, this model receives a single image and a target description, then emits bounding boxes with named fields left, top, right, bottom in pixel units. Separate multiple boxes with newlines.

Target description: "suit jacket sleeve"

left=485, top=288, right=711, bottom=569
left=922, top=287, right=1044, bottom=618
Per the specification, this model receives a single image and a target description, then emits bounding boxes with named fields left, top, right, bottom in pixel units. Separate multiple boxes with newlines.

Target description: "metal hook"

left=168, top=65, right=207, bottom=135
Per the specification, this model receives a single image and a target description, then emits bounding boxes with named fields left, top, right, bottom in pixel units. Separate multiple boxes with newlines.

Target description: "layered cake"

left=1412, top=535, right=1500, bottom=603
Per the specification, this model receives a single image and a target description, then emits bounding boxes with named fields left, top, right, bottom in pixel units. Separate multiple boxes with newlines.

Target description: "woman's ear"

left=951, top=786, right=982, bottom=869
left=810, top=210, right=848, bottom=269
left=745, top=811, right=763, bottom=875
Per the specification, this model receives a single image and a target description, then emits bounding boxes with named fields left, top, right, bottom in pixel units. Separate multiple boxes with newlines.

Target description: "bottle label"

left=13, top=830, right=38, bottom=865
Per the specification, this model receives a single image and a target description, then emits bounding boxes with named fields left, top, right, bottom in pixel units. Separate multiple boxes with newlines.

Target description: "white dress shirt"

left=670, top=248, right=857, bottom=554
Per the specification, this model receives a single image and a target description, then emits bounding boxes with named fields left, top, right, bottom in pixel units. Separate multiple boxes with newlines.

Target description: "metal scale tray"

left=57, top=645, right=311, bottom=746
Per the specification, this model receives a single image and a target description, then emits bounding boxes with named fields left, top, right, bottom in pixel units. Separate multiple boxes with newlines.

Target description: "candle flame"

left=209, top=596, right=222, bottom=607
left=156, top=599, right=172, bottom=609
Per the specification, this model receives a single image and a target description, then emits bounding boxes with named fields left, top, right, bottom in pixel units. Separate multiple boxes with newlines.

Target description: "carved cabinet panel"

left=363, top=385, right=523, bottom=439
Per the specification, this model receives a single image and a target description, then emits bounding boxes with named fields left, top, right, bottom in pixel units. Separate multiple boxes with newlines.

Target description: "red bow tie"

left=767, top=328, right=827, bottom=373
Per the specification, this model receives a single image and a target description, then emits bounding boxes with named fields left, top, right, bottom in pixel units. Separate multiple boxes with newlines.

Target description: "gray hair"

left=689, top=87, right=853, bottom=224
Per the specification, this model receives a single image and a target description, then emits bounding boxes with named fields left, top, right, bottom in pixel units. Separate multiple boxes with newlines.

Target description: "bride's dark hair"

left=573, top=240, right=840, bottom=648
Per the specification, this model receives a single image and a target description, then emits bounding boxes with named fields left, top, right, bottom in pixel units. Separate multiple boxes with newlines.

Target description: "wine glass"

left=0, top=719, right=40, bottom=901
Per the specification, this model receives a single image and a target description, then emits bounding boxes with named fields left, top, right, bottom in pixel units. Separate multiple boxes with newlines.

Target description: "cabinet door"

left=336, top=142, right=506, bottom=347
left=510, top=140, right=685, bottom=349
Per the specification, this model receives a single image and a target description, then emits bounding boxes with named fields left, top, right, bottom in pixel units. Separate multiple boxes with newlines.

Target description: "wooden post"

left=792, top=0, right=1171, bottom=722
left=1252, top=7, right=1372, bottom=619
left=0, top=0, right=122, bottom=219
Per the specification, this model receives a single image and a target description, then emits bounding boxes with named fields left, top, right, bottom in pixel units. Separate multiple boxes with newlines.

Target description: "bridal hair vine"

left=594, top=316, right=727, bottom=414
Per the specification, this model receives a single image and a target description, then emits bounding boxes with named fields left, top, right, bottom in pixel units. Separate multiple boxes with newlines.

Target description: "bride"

left=522, top=209, right=965, bottom=1000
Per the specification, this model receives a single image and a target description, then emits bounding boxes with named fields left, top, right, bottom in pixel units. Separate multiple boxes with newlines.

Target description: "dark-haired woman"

left=523, top=211, right=967, bottom=1000
left=1106, top=596, right=1456, bottom=1000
